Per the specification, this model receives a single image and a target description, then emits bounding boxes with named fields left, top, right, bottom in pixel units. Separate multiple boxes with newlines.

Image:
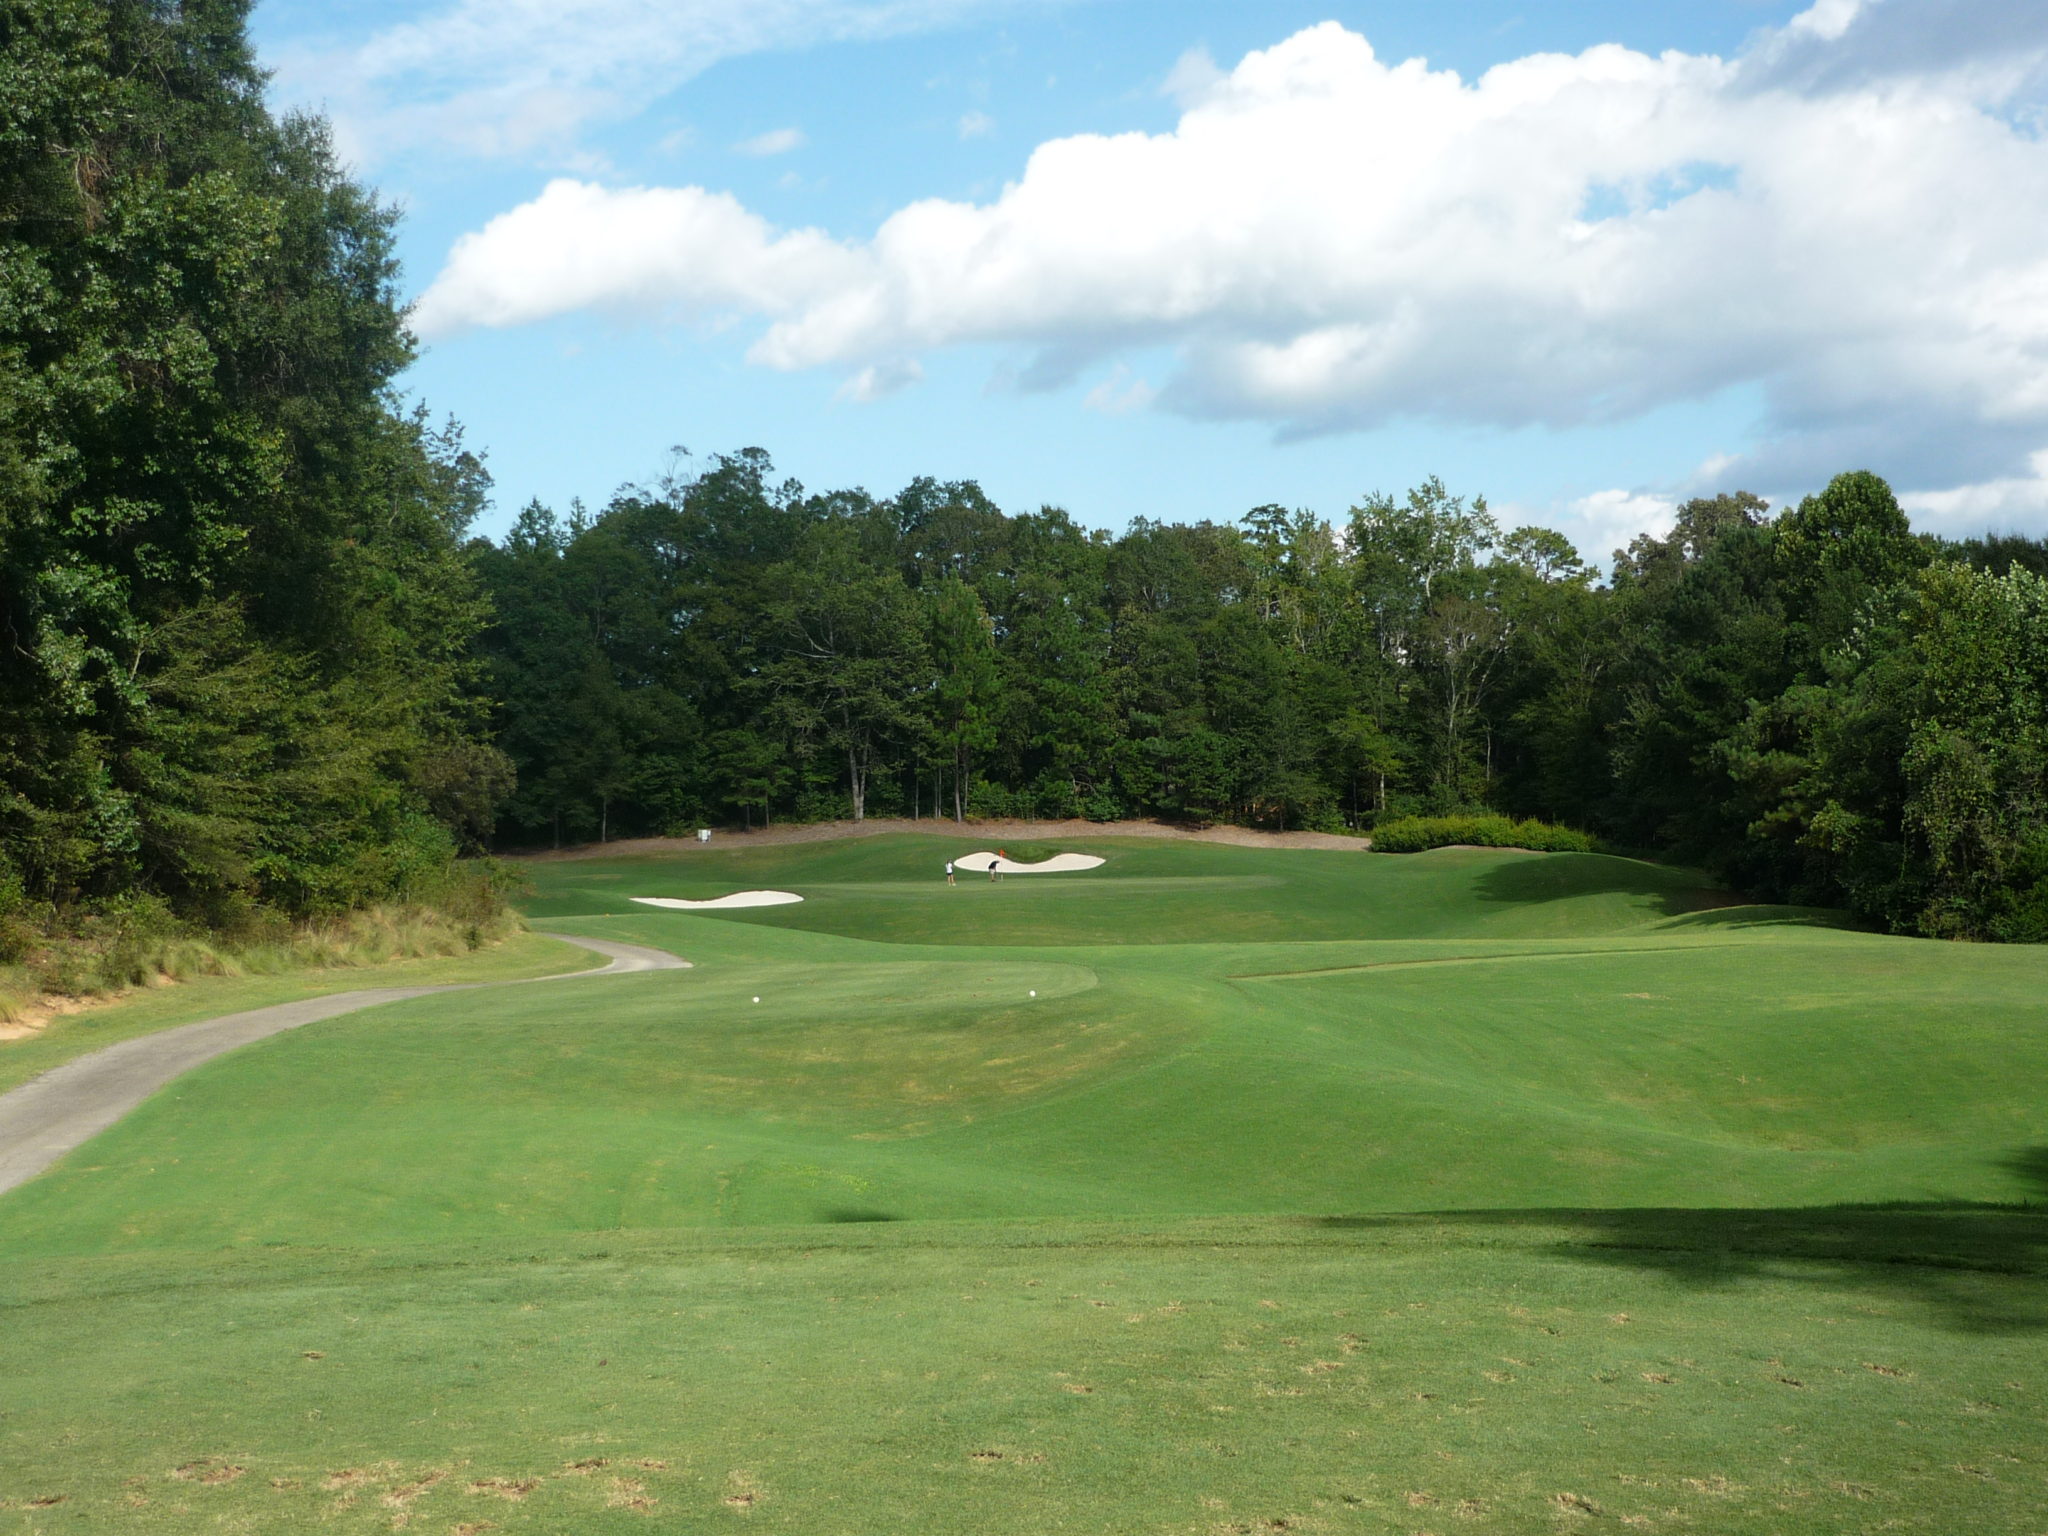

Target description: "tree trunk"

left=848, top=744, right=866, bottom=822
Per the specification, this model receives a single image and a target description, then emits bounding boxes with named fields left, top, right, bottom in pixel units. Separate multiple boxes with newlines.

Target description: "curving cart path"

left=0, top=933, right=687, bottom=1198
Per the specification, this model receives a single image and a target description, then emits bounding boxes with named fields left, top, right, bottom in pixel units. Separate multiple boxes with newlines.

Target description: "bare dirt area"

left=512, top=817, right=1374, bottom=862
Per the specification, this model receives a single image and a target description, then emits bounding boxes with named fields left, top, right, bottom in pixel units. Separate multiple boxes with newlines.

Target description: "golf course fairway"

left=2, top=835, right=2043, bottom=1532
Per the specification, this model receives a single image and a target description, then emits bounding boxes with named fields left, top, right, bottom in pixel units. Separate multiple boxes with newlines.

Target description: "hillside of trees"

left=1, top=0, right=508, bottom=973
left=4, top=2, right=2045, bottom=958
left=476, top=457, right=2048, bottom=943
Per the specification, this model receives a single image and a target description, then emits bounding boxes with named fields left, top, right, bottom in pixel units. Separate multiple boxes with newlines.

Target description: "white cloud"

left=267, top=0, right=1042, bottom=165
left=958, top=110, right=995, bottom=139
left=1552, top=490, right=1680, bottom=566
left=411, top=179, right=859, bottom=334
left=1898, top=450, right=2048, bottom=533
left=838, top=359, right=926, bottom=401
left=1082, top=364, right=1155, bottom=415
left=417, top=3, right=2048, bottom=519
left=1161, top=45, right=1225, bottom=108
left=735, top=126, right=806, bottom=157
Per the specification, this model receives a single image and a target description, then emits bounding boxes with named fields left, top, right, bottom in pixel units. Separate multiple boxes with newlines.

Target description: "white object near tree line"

left=957, top=851, right=1105, bottom=874
left=631, top=891, right=804, bottom=909
left=697, top=828, right=711, bottom=844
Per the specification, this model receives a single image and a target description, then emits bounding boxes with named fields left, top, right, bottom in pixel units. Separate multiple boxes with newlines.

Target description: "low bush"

left=1368, top=815, right=1599, bottom=854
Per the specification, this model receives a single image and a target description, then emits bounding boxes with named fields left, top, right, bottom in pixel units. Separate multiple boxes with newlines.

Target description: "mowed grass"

left=2, top=837, right=2044, bottom=1531
left=0, top=928, right=594, bottom=1096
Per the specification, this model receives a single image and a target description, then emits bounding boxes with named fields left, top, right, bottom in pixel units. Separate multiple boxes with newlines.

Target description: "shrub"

left=1368, top=815, right=1599, bottom=854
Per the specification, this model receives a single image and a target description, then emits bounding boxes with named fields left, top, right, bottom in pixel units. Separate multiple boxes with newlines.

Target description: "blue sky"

left=251, top=0, right=2048, bottom=556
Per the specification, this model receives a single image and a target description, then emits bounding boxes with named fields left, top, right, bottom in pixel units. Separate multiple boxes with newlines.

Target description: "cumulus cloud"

left=838, top=359, right=926, bottom=401
left=1898, top=451, right=2048, bottom=533
left=415, top=0, right=2048, bottom=520
left=1082, top=364, right=1156, bottom=415
left=735, top=126, right=807, bottom=157
left=268, top=0, right=1039, bottom=164
left=1550, top=490, right=1680, bottom=566
left=411, top=179, right=859, bottom=333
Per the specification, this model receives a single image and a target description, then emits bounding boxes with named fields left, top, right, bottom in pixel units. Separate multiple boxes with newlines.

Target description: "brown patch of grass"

left=269, top=1478, right=300, bottom=1491
left=467, top=1478, right=539, bottom=1501
left=1775, top=1375, right=1806, bottom=1388
left=970, top=1450, right=1005, bottom=1463
left=26, top=1495, right=66, bottom=1507
left=1406, top=1491, right=1436, bottom=1508
left=323, top=1468, right=378, bottom=1491
left=1553, top=1492, right=1602, bottom=1516
left=301, top=1350, right=325, bottom=1360
left=635, top=1459, right=669, bottom=1470
left=1641, top=1372, right=1675, bottom=1384
left=172, top=1460, right=244, bottom=1485
left=1863, top=1362, right=1907, bottom=1378
left=1680, top=1476, right=1739, bottom=1496
left=1455, top=1498, right=1485, bottom=1517
left=608, top=1477, right=657, bottom=1512
left=1062, top=1383, right=1094, bottom=1394
left=562, top=1457, right=610, bottom=1475
left=382, top=1471, right=446, bottom=1507
left=453, top=1524, right=498, bottom=1535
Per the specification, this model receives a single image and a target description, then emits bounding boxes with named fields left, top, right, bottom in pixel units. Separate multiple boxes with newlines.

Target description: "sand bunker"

left=958, top=851, right=1106, bottom=874
left=631, top=891, right=805, bottom=910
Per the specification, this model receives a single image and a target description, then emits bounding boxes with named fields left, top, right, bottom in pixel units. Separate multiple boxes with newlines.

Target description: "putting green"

left=1, top=836, right=2042, bottom=1532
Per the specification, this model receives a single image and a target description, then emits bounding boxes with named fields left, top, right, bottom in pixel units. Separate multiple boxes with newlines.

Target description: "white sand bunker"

left=631, top=891, right=804, bottom=910
left=959, top=851, right=1106, bottom=874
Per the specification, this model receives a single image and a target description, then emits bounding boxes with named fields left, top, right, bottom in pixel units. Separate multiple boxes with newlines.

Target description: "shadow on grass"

left=1322, top=1149, right=2048, bottom=1335
left=1650, top=904, right=1862, bottom=932
left=1470, top=853, right=1722, bottom=917
left=820, top=1207, right=900, bottom=1223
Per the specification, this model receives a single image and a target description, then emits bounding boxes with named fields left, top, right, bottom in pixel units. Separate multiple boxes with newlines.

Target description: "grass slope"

left=1, top=837, right=2043, bottom=1532
left=0, top=929, right=592, bottom=1097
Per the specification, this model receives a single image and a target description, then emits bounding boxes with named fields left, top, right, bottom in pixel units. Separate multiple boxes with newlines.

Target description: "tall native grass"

left=0, top=861, right=524, bottom=1025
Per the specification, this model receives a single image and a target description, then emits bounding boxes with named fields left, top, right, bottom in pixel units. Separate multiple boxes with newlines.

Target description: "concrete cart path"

left=0, top=933, right=689, bottom=1199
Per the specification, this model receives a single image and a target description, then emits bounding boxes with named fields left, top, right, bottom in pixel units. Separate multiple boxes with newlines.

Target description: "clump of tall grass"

left=0, top=862, right=524, bottom=1025
left=1368, top=815, right=1599, bottom=854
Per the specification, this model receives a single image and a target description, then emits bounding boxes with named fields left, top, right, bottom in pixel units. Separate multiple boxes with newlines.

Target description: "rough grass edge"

left=1368, top=815, right=1600, bottom=854
left=0, top=863, right=526, bottom=1027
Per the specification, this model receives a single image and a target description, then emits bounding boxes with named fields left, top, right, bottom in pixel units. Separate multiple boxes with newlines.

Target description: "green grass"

left=2, top=836, right=2043, bottom=1531
left=0, top=928, right=593, bottom=1097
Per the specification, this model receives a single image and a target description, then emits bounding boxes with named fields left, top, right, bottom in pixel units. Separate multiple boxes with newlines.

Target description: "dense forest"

left=3, top=1, right=2046, bottom=955
left=1, top=0, right=507, bottom=967
left=477, top=458, right=2048, bottom=942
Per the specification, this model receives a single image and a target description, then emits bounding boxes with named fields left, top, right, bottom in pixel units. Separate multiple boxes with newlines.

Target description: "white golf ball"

left=1029, top=990, right=1037, bottom=997
left=752, top=995, right=761, bottom=1003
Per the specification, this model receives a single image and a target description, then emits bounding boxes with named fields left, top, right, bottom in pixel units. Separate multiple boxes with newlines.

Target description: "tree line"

left=2, top=0, right=507, bottom=944
left=4, top=2, right=2044, bottom=952
left=476, top=455, right=2048, bottom=942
